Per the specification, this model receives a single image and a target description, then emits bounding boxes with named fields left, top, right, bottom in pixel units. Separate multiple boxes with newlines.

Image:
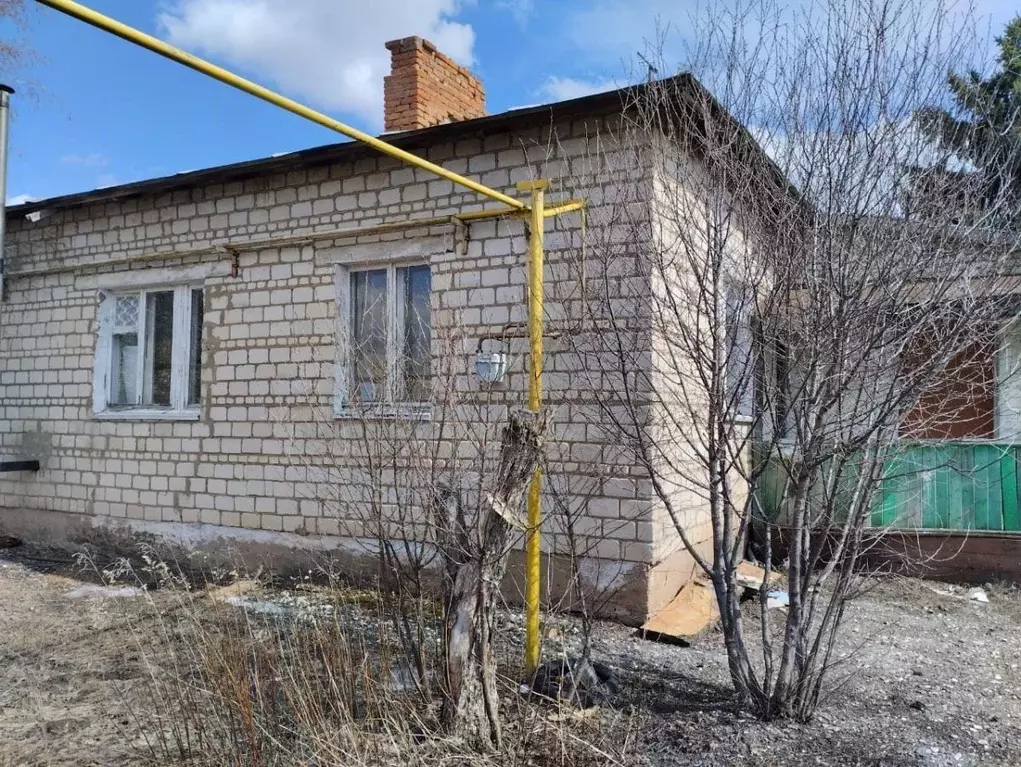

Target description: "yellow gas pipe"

left=33, top=0, right=574, bottom=676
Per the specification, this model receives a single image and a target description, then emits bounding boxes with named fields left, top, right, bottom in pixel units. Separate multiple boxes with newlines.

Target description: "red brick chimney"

left=383, top=36, right=486, bottom=132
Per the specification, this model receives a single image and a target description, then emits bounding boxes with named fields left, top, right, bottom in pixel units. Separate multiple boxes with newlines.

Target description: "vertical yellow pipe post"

left=518, top=179, right=549, bottom=674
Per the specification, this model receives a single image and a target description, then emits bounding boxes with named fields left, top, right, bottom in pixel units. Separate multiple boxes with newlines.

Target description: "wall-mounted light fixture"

left=475, top=336, right=510, bottom=384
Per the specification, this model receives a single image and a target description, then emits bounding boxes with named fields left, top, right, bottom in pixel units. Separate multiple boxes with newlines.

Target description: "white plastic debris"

left=966, top=587, right=989, bottom=603
left=766, top=590, right=790, bottom=608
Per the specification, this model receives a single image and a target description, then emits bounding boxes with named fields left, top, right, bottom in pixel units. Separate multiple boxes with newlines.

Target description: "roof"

left=7, top=74, right=799, bottom=218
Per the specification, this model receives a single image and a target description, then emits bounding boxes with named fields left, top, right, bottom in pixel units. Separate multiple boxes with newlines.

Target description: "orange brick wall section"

left=383, top=36, right=486, bottom=132
left=901, top=339, right=996, bottom=439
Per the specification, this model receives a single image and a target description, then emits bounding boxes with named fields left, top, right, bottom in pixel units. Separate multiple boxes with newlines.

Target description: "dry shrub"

left=118, top=561, right=642, bottom=767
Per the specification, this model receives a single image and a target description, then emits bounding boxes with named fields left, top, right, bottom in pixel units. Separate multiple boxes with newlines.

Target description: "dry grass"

left=4, top=544, right=1021, bottom=766
left=103, top=555, right=642, bottom=767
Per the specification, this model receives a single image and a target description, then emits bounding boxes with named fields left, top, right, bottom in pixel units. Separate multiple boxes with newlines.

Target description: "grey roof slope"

left=7, top=74, right=799, bottom=218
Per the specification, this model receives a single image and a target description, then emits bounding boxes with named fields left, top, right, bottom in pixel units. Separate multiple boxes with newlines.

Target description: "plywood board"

left=205, top=578, right=261, bottom=603
left=735, top=561, right=783, bottom=591
left=637, top=580, right=718, bottom=646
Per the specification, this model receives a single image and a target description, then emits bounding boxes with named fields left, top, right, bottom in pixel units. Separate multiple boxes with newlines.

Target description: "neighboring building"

left=0, top=38, right=776, bottom=622
left=756, top=246, right=1021, bottom=582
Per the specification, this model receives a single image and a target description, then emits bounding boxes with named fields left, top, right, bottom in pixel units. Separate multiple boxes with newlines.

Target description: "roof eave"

left=6, top=81, right=671, bottom=217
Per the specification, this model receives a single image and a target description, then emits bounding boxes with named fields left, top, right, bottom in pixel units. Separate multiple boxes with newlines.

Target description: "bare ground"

left=1, top=541, right=1020, bottom=766
left=0, top=546, right=157, bottom=765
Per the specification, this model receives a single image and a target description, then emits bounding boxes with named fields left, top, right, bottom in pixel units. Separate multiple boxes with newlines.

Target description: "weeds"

left=96, top=554, right=641, bottom=766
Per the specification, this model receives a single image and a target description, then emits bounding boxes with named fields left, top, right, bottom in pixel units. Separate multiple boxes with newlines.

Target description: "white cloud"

left=7, top=193, right=37, bottom=206
left=563, top=0, right=692, bottom=62
left=540, top=75, right=620, bottom=102
left=561, top=0, right=1021, bottom=68
left=158, top=0, right=475, bottom=127
left=60, top=152, right=109, bottom=168
left=496, top=0, right=533, bottom=27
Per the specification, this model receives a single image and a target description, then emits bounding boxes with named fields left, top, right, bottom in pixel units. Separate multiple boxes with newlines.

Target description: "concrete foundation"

left=0, top=505, right=659, bottom=624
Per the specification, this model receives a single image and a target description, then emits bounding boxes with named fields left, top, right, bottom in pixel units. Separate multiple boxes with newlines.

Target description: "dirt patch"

left=1, top=542, right=1020, bottom=766
left=571, top=578, right=1021, bottom=766
left=0, top=545, right=163, bottom=765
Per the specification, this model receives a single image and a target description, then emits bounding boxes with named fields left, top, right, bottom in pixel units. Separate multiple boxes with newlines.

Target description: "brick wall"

left=383, top=36, right=485, bottom=132
left=0, top=114, right=689, bottom=622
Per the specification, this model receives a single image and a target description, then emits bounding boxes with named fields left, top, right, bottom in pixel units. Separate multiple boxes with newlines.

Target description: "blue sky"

left=1, top=0, right=1018, bottom=205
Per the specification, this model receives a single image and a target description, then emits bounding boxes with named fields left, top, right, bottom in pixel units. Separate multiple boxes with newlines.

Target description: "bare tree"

left=0, top=1, right=29, bottom=78
left=562, top=0, right=1021, bottom=721
left=435, top=409, right=547, bottom=748
left=273, top=273, right=557, bottom=751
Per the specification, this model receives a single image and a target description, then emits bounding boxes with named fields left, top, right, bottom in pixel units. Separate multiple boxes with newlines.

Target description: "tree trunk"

left=437, top=412, right=547, bottom=751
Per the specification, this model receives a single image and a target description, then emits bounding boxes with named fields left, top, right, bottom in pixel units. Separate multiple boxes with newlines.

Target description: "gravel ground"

left=529, top=578, right=1021, bottom=767
left=1, top=541, right=1019, bottom=766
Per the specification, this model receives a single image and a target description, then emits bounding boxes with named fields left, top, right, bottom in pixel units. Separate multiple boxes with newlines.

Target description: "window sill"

left=334, top=404, right=432, bottom=422
left=94, top=408, right=201, bottom=422
left=727, top=414, right=756, bottom=425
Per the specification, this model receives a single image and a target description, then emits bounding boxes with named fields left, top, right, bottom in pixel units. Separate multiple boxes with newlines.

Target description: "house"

left=0, top=37, right=781, bottom=623
left=869, top=325, right=1021, bottom=578
left=754, top=225, right=1021, bottom=583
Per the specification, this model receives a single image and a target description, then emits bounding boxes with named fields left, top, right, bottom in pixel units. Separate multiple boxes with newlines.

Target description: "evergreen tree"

left=916, top=16, right=1021, bottom=217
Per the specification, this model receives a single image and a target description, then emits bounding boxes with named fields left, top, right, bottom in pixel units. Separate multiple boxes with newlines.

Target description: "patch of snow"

left=66, top=584, right=144, bottom=599
left=224, top=593, right=334, bottom=621
left=225, top=595, right=288, bottom=616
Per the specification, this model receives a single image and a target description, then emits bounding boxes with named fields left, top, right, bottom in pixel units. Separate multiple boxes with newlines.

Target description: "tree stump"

left=437, top=411, right=547, bottom=750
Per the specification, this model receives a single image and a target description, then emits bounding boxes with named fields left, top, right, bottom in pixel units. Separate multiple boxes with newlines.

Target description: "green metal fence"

left=874, top=443, right=1021, bottom=531
left=758, top=442, right=1021, bottom=532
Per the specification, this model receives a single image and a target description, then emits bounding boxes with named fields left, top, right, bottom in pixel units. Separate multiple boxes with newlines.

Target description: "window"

left=94, top=286, right=204, bottom=419
left=771, top=338, right=790, bottom=438
left=722, top=281, right=755, bottom=419
left=338, top=263, right=431, bottom=413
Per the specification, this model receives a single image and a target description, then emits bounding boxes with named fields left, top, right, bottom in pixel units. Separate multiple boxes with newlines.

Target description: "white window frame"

left=93, top=284, right=203, bottom=421
left=996, top=321, right=1021, bottom=441
left=333, top=260, right=431, bottom=419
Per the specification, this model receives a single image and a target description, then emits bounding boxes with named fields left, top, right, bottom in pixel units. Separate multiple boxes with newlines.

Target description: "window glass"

left=351, top=269, right=388, bottom=402
left=111, top=331, right=138, bottom=406
left=110, top=295, right=140, bottom=406
left=345, top=264, right=432, bottom=408
left=401, top=264, right=431, bottom=402
left=144, top=290, right=175, bottom=407
left=99, top=287, right=202, bottom=413
left=724, top=283, right=755, bottom=417
left=114, top=295, right=139, bottom=328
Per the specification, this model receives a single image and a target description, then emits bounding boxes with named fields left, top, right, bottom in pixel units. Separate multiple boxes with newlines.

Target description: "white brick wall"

left=0, top=113, right=681, bottom=618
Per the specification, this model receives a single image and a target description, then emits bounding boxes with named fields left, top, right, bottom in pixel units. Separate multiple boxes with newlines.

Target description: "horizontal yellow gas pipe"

left=457, top=199, right=585, bottom=222
left=32, top=0, right=526, bottom=212
left=544, top=200, right=586, bottom=217
left=455, top=206, right=523, bottom=221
